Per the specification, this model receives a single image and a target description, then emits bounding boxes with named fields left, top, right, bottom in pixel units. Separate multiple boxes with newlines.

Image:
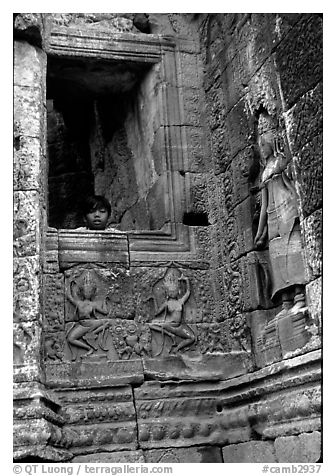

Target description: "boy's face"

left=84, top=207, right=109, bottom=230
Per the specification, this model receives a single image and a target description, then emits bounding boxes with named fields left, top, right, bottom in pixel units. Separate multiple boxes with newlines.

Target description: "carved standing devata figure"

left=254, top=113, right=307, bottom=322
left=66, top=271, right=111, bottom=361
left=148, top=267, right=195, bottom=356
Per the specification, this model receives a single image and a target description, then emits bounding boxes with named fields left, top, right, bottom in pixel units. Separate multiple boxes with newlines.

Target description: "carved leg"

left=82, top=335, right=98, bottom=351
left=289, top=285, right=307, bottom=315
left=80, top=347, right=95, bottom=359
left=273, top=292, right=292, bottom=321
left=68, top=340, right=93, bottom=361
left=167, top=326, right=195, bottom=354
left=173, top=337, right=195, bottom=353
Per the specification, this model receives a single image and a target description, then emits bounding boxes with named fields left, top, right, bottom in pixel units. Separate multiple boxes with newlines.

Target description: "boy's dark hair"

left=82, top=195, right=111, bottom=218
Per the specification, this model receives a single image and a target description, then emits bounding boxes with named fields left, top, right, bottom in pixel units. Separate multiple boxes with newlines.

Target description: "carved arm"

left=179, top=275, right=191, bottom=304
left=66, top=281, right=78, bottom=307
left=254, top=187, right=268, bottom=247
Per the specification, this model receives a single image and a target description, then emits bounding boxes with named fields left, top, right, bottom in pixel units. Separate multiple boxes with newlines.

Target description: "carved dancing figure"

left=66, top=272, right=111, bottom=361
left=149, top=274, right=195, bottom=355
left=254, top=115, right=306, bottom=320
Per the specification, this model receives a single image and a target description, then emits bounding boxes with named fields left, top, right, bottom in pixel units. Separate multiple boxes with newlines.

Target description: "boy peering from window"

left=76, top=195, right=120, bottom=231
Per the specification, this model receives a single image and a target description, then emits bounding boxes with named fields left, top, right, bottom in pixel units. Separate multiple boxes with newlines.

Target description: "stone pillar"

left=13, top=16, right=71, bottom=461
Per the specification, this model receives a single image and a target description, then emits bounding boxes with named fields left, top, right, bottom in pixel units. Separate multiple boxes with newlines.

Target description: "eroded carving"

left=148, top=265, right=196, bottom=356
left=230, top=314, right=251, bottom=352
left=45, top=334, right=64, bottom=361
left=253, top=112, right=309, bottom=358
left=65, top=270, right=112, bottom=360
left=254, top=113, right=306, bottom=314
left=110, top=320, right=151, bottom=359
left=197, top=323, right=225, bottom=354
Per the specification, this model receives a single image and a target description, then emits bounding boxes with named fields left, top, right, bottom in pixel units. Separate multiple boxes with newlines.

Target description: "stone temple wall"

left=13, top=13, right=322, bottom=463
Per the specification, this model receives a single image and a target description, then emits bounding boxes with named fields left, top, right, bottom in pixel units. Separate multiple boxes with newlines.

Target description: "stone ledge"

left=143, top=352, right=253, bottom=381
left=274, top=431, right=321, bottom=463
left=45, top=360, right=144, bottom=388
left=134, top=350, right=321, bottom=448
left=72, top=450, right=145, bottom=463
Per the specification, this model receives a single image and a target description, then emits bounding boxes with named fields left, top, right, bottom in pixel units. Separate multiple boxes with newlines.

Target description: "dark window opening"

left=183, top=212, right=210, bottom=227
left=47, top=55, right=152, bottom=230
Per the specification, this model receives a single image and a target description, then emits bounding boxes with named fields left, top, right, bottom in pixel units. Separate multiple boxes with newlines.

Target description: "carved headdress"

left=81, top=271, right=97, bottom=296
left=162, top=266, right=180, bottom=294
left=257, top=112, right=285, bottom=160
left=257, top=112, right=278, bottom=136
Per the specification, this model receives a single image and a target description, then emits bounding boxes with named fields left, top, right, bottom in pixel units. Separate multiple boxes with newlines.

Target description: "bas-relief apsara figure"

left=66, top=271, right=111, bottom=360
left=254, top=116, right=306, bottom=320
left=149, top=274, right=195, bottom=355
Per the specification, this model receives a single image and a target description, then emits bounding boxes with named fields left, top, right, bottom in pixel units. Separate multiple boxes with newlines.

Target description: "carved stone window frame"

left=45, top=26, right=200, bottom=266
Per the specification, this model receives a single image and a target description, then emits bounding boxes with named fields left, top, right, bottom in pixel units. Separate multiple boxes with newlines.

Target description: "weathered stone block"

left=14, top=256, right=40, bottom=323
left=302, top=209, right=322, bottom=280
left=294, top=134, right=322, bottom=218
left=45, top=360, right=144, bottom=388
left=14, top=191, right=41, bottom=258
left=230, top=198, right=255, bottom=258
left=227, top=147, right=256, bottom=208
left=58, top=231, right=129, bottom=266
left=274, top=431, right=321, bottom=462
left=306, top=277, right=322, bottom=330
left=143, top=353, right=251, bottom=382
left=48, top=13, right=135, bottom=31
left=14, top=418, right=63, bottom=449
left=225, top=98, right=252, bottom=160
left=211, top=121, right=232, bottom=174
left=247, top=57, right=281, bottom=115
left=14, top=14, right=44, bottom=47
left=206, top=80, right=226, bottom=131
left=72, top=451, right=145, bottom=463
left=145, top=446, right=223, bottom=463
left=181, top=87, right=204, bottom=127
left=269, top=13, right=304, bottom=44
left=43, top=274, right=64, bottom=333
left=56, top=385, right=138, bottom=455
left=177, top=52, right=203, bottom=89
left=213, top=15, right=272, bottom=113
left=186, top=173, right=208, bottom=215
left=285, top=82, right=322, bottom=154
left=14, top=40, right=46, bottom=89
left=14, top=136, right=44, bottom=192
left=222, top=440, right=276, bottom=463
left=218, top=59, right=245, bottom=116
left=247, top=14, right=273, bottom=73
left=135, top=381, right=249, bottom=449
left=14, top=321, right=42, bottom=366
left=184, top=126, right=210, bottom=173
left=14, top=362, right=44, bottom=384
left=275, top=15, right=322, bottom=109
left=14, top=84, right=45, bottom=138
